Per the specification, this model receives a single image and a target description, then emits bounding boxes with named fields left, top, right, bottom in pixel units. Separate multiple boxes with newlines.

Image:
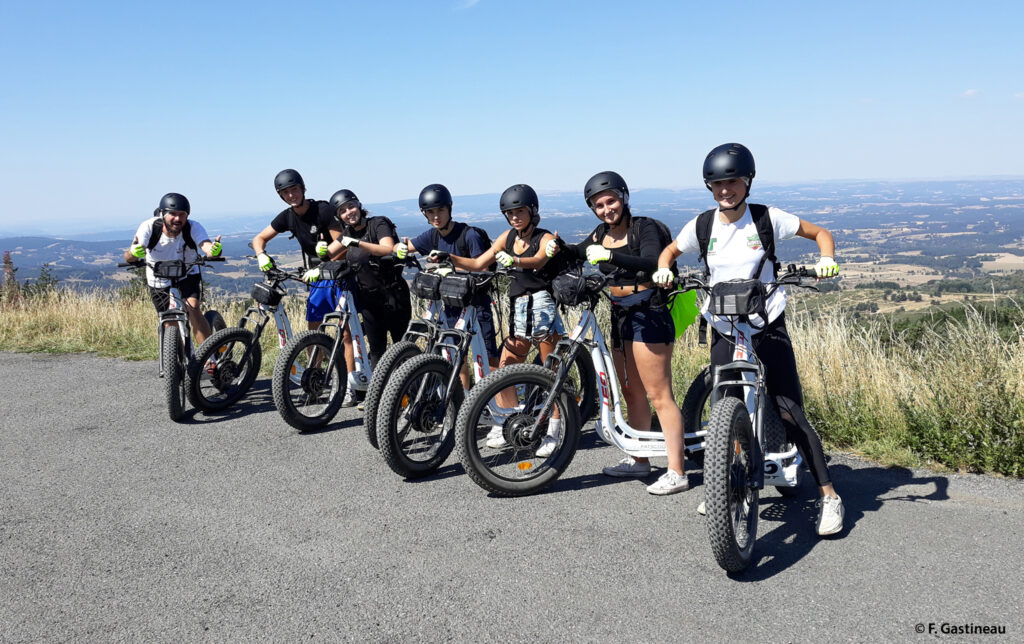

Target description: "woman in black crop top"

left=431, top=184, right=567, bottom=457
left=547, top=171, right=688, bottom=496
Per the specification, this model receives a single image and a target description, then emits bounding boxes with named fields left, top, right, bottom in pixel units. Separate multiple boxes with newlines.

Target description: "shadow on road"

left=721, top=463, right=950, bottom=581
left=183, top=379, right=362, bottom=434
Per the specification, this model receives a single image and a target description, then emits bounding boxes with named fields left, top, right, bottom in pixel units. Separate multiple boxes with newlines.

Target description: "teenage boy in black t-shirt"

left=251, top=169, right=344, bottom=331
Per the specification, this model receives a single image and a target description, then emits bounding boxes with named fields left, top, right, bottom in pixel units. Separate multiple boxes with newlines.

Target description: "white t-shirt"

left=675, top=205, right=800, bottom=334
left=134, top=217, right=211, bottom=288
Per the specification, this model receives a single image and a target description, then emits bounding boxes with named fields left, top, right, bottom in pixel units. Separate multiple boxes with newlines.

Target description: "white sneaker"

left=647, top=470, right=689, bottom=496
left=816, top=495, right=845, bottom=536
left=602, top=457, right=651, bottom=478
left=341, top=388, right=358, bottom=408
left=486, top=425, right=506, bottom=449
left=696, top=500, right=706, bottom=515
left=535, top=436, right=557, bottom=458
left=535, top=420, right=562, bottom=458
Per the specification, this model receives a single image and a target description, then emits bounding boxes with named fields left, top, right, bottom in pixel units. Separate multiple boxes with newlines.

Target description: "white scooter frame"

left=707, top=317, right=802, bottom=490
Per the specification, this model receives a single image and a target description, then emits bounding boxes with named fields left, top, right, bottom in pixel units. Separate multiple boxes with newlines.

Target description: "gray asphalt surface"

left=2, top=352, right=1022, bottom=642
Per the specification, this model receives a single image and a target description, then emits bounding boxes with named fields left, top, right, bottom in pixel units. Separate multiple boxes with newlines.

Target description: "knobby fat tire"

left=186, top=327, right=261, bottom=413
left=162, top=327, right=186, bottom=422
left=454, top=363, right=581, bottom=497
left=705, top=395, right=758, bottom=572
left=271, top=330, right=347, bottom=432
left=376, top=353, right=461, bottom=478
left=363, top=340, right=421, bottom=450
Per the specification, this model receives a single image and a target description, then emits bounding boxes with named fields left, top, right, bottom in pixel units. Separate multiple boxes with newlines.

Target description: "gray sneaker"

left=602, top=457, right=651, bottom=478
left=647, top=470, right=689, bottom=495
left=816, top=495, right=845, bottom=536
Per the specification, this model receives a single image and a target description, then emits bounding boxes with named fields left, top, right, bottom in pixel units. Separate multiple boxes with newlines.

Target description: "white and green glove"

left=544, top=239, right=559, bottom=258
left=815, top=257, right=839, bottom=278
left=495, top=251, right=515, bottom=268
left=209, top=236, right=222, bottom=257
left=394, top=242, right=409, bottom=260
left=341, top=236, right=360, bottom=248
left=652, top=268, right=674, bottom=287
left=129, top=243, right=146, bottom=259
left=302, top=268, right=321, bottom=284
left=257, top=253, right=273, bottom=272
left=315, top=241, right=330, bottom=258
left=586, top=245, right=611, bottom=265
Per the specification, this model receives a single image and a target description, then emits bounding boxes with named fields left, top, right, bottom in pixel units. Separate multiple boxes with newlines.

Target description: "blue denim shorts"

left=609, top=289, right=674, bottom=349
left=512, top=291, right=564, bottom=339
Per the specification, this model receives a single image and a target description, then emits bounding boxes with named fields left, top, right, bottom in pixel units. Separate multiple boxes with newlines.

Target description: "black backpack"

left=146, top=216, right=197, bottom=251
left=430, top=222, right=497, bottom=271
left=695, top=203, right=778, bottom=279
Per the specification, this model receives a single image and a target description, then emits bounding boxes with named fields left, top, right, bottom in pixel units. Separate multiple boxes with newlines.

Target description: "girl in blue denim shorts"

left=431, top=184, right=570, bottom=456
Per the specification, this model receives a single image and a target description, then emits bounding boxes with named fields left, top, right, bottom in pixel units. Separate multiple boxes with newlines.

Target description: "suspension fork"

left=232, top=306, right=272, bottom=367
left=313, top=311, right=348, bottom=387
left=522, top=339, right=589, bottom=441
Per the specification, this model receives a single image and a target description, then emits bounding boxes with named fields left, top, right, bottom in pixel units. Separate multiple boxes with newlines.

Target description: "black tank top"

left=504, top=227, right=561, bottom=298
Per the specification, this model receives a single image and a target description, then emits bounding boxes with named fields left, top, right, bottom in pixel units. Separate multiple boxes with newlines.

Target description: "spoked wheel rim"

left=454, top=363, right=582, bottom=496
left=728, top=436, right=756, bottom=551
left=394, top=371, right=448, bottom=463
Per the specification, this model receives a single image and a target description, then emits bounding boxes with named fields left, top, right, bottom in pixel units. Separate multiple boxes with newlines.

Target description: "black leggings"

left=360, top=293, right=412, bottom=370
left=709, top=313, right=832, bottom=488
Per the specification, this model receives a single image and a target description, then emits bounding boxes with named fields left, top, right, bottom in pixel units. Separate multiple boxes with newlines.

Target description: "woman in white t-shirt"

left=654, top=143, right=845, bottom=537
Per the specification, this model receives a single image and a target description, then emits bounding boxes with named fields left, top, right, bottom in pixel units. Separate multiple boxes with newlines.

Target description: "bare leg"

left=632, top=341, right=684, bottom=475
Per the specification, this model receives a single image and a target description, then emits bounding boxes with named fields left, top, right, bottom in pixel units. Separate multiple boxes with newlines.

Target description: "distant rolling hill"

left=3, top=180, right=1023, bottom=295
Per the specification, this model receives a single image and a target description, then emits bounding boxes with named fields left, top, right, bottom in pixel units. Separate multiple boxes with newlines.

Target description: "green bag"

left=668, top=289, right=699, bottom=339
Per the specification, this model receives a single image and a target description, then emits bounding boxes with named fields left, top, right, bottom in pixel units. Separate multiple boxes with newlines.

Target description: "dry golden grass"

left=3, top=287, right=1022, bottom=475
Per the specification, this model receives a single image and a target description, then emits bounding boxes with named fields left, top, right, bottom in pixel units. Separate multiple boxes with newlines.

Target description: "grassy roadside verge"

left=2, top=288, right=1022, bottom=477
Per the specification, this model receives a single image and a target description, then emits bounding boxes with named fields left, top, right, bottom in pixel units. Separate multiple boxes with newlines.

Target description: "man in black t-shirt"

left=251, top=168, right=344, bottom=331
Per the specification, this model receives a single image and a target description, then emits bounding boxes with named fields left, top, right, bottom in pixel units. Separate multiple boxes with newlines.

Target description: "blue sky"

left=1, top=0, right=1022, bottom=233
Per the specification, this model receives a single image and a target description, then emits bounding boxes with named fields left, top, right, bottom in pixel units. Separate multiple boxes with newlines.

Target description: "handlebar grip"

left=204, top=256, right=226, bottom=262
left=117, top=262, right=140, bottom=268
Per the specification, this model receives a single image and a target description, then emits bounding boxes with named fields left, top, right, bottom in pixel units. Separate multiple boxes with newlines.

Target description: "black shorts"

left=149, top=274, right=202, bottom=313
left=609, top=290, right=674, bottom=349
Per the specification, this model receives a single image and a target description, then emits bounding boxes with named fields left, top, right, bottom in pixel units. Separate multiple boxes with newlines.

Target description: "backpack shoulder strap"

left=455, top=222, right=473, bottom=256
left=181, top=221, right=197, bottom=251
left=626, top=217, right=645, bottom=254
left=504, top=229, right=516, bottom=255
left=146, top=218, right=163, bottom=250
left=748, top=204, right=779, bottom=278
left=695, top=208, right=716, bottom=276
left=146, top=218, right=197, bottom=251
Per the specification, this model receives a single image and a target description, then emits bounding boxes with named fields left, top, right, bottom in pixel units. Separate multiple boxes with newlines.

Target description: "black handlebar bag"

left=439, top=273, right=478, bottom=308
left=412, top=272, right=443, bottom=301
left=708, top=278, right=768, bottom=323
left=251, top=282, right=285, bottom=306
left=152, top=260, right=187, bottom=280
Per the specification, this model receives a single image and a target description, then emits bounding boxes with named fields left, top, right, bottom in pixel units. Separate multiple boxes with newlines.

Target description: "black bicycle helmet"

left=329, top=189, right=361, bottom=213
left=499, top=184, right=539, bottom=215
left=702, top=143, right=756, bottom=187
left=584, top=171, right=629, bottom=208
left=274, top=169, right=305, bottom=193
left=158, top=192, right=190, bottom=215
left=418, top=184, right=453, bottom=211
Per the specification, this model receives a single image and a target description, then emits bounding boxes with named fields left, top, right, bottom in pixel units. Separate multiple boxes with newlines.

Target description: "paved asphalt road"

left=1, top=352, right=1022, bottom=642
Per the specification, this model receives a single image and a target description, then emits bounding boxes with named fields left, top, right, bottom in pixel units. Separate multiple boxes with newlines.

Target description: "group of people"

left=125, top=142, right=846, bottom=537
